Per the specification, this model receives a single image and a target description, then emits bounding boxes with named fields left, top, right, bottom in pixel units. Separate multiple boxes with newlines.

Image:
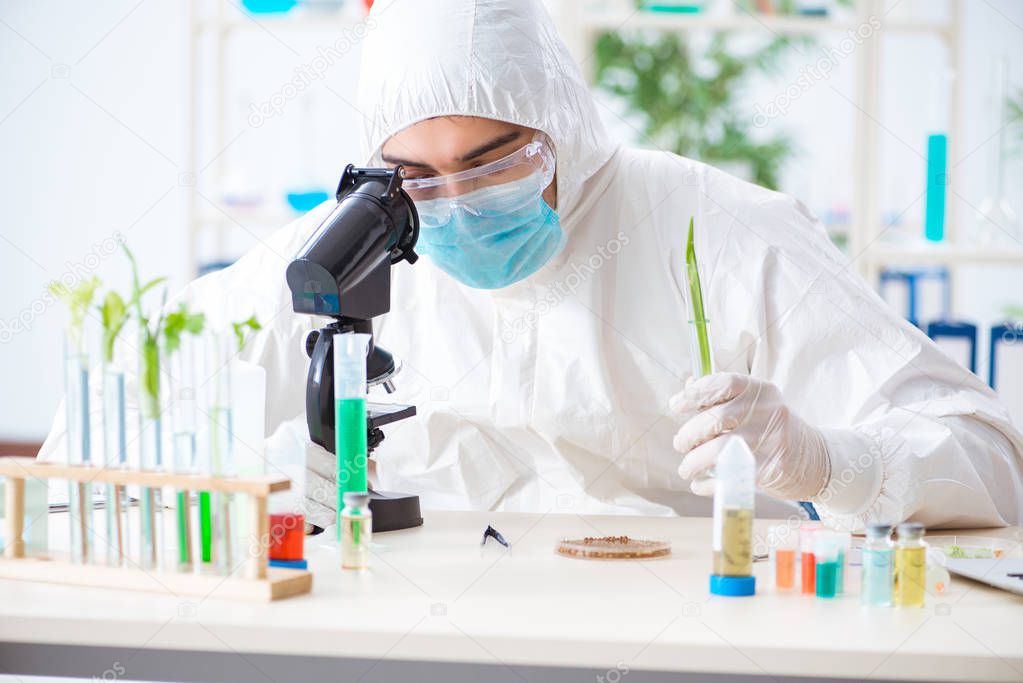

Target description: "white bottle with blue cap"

left=710, top=437, right=756, bottom=597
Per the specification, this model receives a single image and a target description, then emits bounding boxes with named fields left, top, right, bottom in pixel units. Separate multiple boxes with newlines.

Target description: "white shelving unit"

left=557, top=0, right=1023, bottom=300
left=185, top=0, right=364, bottom=276
left=187, top=1, right=1023, bottom=288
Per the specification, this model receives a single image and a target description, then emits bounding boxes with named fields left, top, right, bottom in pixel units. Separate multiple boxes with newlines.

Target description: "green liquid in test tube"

left=333, top=333, right=370, bottom=541
left=199, top=491, right=212, bottom=562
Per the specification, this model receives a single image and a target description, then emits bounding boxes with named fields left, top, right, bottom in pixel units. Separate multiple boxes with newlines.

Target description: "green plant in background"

left=123, top=244, right=168, bottom=419
left=594, top=31, right=800, bottom=189
left=49, top=276, right=101, bottom=352
left=595, top=0, right=852, bottom=190
left=232, top=315, right=262, bottom=353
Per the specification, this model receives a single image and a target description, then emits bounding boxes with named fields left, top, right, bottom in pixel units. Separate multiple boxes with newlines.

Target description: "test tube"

left=341, top=491, right=372, bottom=570
left=333, top=333, right=370, bottom=539
left=62, top=331, right=93, bottom=564
left=205, top=332, right=235, bottom=575
left=709, top=437, right=755, bottom=597
left=168, top=336, right=198, bottom=572
left=768, top=524, right=797, bottom=591
left=688, top=320, right=716, bottom=378
left=894, top=523, right=927, bottom=607
left=861, top=523, right=893, bottom=607
left=136, top=376, right=164, bottom=570
left=813, top=532, right=843, bottom=599
left=798, top=522, right=822, bottom=595
left=101, top=361, right=130, bottom=567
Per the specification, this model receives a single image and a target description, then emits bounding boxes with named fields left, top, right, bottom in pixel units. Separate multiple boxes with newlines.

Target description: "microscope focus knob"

left=305, top=329, right=320, bottom=358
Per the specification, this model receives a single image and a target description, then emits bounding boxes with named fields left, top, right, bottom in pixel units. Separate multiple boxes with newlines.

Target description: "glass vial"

left=894, top=523, right=927, bottom=608
left=813, top=532, right=843, bottom=599
left=768, top=524, right=797, bottom=591
left=709, top=437, right=755, bottom=597
left=341, top=491, right=372, bottom=570
left=861, top=523, right=893, bottom=607
left=798, top=522, right=822, bottom=595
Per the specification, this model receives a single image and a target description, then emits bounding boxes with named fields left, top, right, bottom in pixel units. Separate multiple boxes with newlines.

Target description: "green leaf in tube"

left=99, top=291, right=129, bottom=364
left=163, top=303, right=206, bottom=355
left=685, top=217, right=712, bottom=376
left=49, top=275, right=101, bottom=352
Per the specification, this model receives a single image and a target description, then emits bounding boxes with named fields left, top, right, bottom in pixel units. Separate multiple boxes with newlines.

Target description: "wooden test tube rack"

left=0, top=458, right=312, bottom=602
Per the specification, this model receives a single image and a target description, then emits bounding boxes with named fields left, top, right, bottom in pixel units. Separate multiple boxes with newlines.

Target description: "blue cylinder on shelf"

left=242, top=0, right=297, bottom=13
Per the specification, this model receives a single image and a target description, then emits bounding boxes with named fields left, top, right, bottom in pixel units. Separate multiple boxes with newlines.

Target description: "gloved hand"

left=304, top=440, right=339, bottom=530
left=669, top=373, right=830, bottom=500
left=305, top=439, right=377, bottom=531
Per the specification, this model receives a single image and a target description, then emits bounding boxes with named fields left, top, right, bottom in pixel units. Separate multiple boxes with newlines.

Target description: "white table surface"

left=1, top=510, right=1022, bottom=682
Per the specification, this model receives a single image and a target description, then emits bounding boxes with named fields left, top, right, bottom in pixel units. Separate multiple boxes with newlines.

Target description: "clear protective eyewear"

left=391, top=133, right=556, bottom=226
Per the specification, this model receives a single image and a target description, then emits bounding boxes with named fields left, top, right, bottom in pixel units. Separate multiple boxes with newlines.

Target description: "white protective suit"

left=41, top=0, right=1023, bottom=531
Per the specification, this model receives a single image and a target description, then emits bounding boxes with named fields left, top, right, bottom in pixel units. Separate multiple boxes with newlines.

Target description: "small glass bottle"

left=709, top=438, right=755, bottom=597
left=814, top=532, right=843, bottom=599
left=768, top=524, right=797, bottom=591
left=861, top=523, right=894, bottom=607
left=894, top=523, right=927, bottom=608
left=798, top=522, right=822, bottom=595
left=341, top=491, right=372, bottom=570
left=833, top=530, right=851, bottom=594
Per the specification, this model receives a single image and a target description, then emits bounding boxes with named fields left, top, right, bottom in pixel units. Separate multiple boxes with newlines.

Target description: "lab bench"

left=0, top=510, right=1020, bottom=682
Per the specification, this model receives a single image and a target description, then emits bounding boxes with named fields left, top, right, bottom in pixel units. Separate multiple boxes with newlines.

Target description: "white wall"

left=1, top=0, right=1021, bottom=441
left=0, top=0, right=365, bottom=441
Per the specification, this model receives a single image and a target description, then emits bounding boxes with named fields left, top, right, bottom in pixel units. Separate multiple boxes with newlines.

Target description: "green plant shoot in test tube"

left=124, top=243, right=168, bottom=569
left=164, top=302, right=205, bottom=568
left=686, top=217, right=712, bottom=376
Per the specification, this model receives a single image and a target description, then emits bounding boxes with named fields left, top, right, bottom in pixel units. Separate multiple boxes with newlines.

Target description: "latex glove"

left=304, top=440, right=339, bottom=530
left=670, top=373, right=830, bottom=500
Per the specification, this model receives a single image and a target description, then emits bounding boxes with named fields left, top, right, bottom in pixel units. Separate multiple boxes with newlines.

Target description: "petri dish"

left=925, top=535, right=1022, bottom=559
left=556, top=536, right=671, bottom=560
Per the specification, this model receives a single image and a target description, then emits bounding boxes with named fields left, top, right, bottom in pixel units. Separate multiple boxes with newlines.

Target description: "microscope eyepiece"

left=286, top=165, right=418, bottom=321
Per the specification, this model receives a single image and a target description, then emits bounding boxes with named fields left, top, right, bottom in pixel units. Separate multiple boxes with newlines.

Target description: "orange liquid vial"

left=775, top=548, right=796, bottom=590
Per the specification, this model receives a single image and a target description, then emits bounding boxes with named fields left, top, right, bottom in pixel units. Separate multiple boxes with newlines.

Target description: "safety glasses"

left=394, top=132, right=555, bottom=204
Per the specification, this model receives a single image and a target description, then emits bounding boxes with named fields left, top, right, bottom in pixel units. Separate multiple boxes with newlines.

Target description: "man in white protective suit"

left=41, top=0, right=1023, bottom=532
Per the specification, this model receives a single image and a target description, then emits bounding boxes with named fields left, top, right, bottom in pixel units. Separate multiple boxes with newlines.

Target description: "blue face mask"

left=414, top=176, right=564, bottom=290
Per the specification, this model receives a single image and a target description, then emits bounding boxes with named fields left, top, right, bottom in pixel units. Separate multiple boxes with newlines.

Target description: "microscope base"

left=369, top=490, right=423, bottom=532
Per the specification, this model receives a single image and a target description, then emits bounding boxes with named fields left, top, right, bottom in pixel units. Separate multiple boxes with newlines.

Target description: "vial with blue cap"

left=710, top=437, right=756, bottom=597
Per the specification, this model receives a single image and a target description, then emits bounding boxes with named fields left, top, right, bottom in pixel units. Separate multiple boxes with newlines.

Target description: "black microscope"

left=285, top=165, right=423, bottom=532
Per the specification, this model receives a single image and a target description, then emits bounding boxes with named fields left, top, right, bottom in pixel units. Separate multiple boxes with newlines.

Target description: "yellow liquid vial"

left=713, top=507, right=753, bottom=576
left=894, top=545, right=926, bottom=607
